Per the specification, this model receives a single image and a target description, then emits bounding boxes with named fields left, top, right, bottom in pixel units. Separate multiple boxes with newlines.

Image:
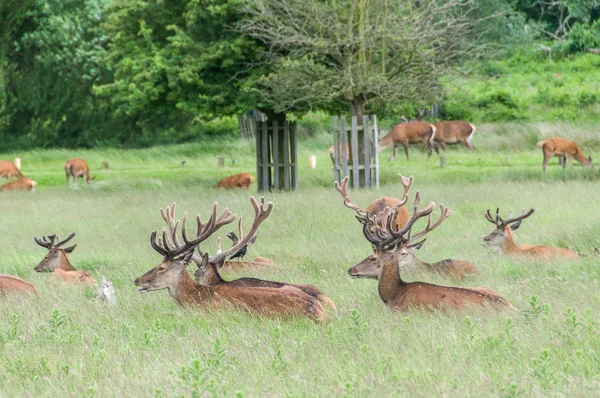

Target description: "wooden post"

left=333, top=116, right=340, bottom=182
left=362, top=115, right=371, bottom=189
left=373, top=115, right=379, bottom=190
left=309, top=156, right=317, bottom=169
left=351, top=116, right=359, bottom=191
left=290, top=122, right=298, bottom=191
left=218, top=157, right=225, bottom=168
left=440, top=156, right=446, bottom=167
left=340, top=117, right=348, bottom=181
left=102, top=161, right=109, bottom=170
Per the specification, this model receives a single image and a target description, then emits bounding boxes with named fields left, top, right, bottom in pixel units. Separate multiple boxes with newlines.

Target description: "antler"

left=151, top=201, right=235, bottom=259
left=34, top=234, right=56, bottom=249
left=55, top=233, right=75, bottom=248
left=210, top=196, right=274, bottom=265
left=485, top=208, right=535, bottom=229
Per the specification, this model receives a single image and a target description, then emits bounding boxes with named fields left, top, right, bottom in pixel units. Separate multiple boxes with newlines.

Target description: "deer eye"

left=157, top=266, right=167, bottom=272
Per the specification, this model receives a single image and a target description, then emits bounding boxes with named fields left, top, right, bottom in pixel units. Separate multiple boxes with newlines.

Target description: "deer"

left=0, top=274, right=38, bottom=296
left=377, top=121, right=436, bottom=161
left=328, top=144, right=351, bottom=165
left=537, top=138, right=593, bottom=172
left=135, top=200, right=329, bottom=322
left=343, top=177, right=511, bottom=311
left=482, top=208, right=580, bottom=259
left=159, top=201, right=334, bottom=311
left=216, top=237, right=280, bottom=271
left=1, top=177, right=37, bottom=192
left=431, top=121, right=476, bottom=153
left=334, top=176, right=410, bottom=232
left=33, top=233, right=96, bottom=285
left=337, top=174, right=478, bottom=280
left=0, top=160, right=25, bottom=181
left=216, top=173, right=255, bottom=189
left=65, top=158, right=95, bottom=184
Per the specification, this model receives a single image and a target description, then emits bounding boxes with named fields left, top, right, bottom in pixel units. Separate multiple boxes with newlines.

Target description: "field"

left=1, top=122, right=600, bottom=396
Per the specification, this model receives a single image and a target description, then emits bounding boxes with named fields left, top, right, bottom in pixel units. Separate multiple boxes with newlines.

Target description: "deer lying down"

left=0, top=274, right=38, bottom=296
left=340, top=174, right=511, bottom=311
left=33, top=233, right=96, bottom=285
left=135, top=200, right=329, bottom=322
left=1, top=178, right=37, bottom=192
left=483, top=208, right=580, bottom=259
left=216, top=173, right=255, bottom=189
left=159, top=201, right=334, bottom=311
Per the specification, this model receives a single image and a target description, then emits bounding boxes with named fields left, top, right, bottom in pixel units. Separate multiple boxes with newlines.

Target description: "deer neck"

left=575, top=152, right=590, bottom=166
left=57, top=253, right=77, bottom=271
left=207, top=262, right=225, bottom=285
left=171, top=269, right=211, bottom=306
left=501, top=228, right=519, bottom=254
left=377, top=251, right=406, bottom=304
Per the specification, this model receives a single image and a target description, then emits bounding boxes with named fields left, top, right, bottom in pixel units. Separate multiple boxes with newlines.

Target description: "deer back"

left=216, top=173, right=255, bottom=189
left=0, top=274, right=38, bottom=295
left=433, top=121, right=474, bottom=142
left=0, top=161, right=24, bottom=179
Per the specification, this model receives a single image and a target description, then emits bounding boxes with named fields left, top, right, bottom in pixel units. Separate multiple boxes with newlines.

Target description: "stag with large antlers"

left=33, top=233, right=96, bottom=285
left=483, top=208, right=580, bottom=259
left=134, top=199, right=330, bottom=321
left=348, top=175, right=510, bottom=311
left=336, top=175, right=478, bottom=279
left=158, top=200, right=334, bottom=311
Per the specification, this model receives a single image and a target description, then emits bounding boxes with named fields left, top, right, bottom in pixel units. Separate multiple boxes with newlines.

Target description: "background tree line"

left=0, top=0, right=598, bottom=149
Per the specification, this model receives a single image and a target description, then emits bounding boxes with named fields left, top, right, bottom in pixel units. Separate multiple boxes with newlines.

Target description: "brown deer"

left=343, top=174, right=511, bottom=311
left=483, top=208, right=580, bottom=259
left=135, top=200, right=328, bottom=321
left=159, top=201, right=334, bottom=311
left=431, top=121, right=476, bottom=153
left=65, top=158, right=95, bottom=184
left=328, top=144, right=351, bottom=165
left=0, top=160, right=24, bottom=181
left=216, top=173, right=255, bottom=189
left=338, top=174, right=478, bottom=280
left=33, top=233, right=96, bottom=285
left=538, top=138, right=592, bottom=172
left=334, top=176, right=410, bottom=232
left=1, top=178, right=37, bottom=192
left=215, top=237, right=280, bottom=272
left=378, top=121, right=436, bottom=161
left=0, top=274, right=38, bottom=296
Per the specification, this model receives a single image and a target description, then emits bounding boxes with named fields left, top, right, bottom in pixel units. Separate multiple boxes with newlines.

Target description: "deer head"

left=482, top=208, right=535, bottom=250
left=33, top=233, right=77, bottom=272
left=135, top=202, right=235, bottom=294
left=349, top=241, right=426, bottom=279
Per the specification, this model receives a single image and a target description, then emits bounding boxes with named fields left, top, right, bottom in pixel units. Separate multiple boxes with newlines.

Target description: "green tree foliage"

left=95, top=0, right=264, bottom=140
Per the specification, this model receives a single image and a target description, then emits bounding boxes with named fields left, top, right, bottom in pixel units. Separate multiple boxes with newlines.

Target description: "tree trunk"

left=350, top=99, right=366, bottom=188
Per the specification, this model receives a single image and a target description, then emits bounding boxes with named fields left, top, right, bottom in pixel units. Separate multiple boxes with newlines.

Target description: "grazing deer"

left=338, top=175, right=478, bottom=280
left=216, top=173, right=255, bottom=189
left=65, top=158, right=95, bottom=184
left=343, top=174, right=510, bottom=311
left=328, top=144, right=351, bottom=165
left=1, top=177, right=37, bottom=192
left=0, top=274, right=38, bottom=296
left=33, top=233, right=96, bottom=285
left=537, top=138, right=592, bottom=172
left=431, top=121, right=476, bottom=153
left=135, top=200, right=328, bottom=321
left=159, top=201, right=333, bottom=310
left=483, top=208, right=580, bottom=259
left=378, top=121, right=436, bottom=161
left=0, top=160, right=24, bottom=181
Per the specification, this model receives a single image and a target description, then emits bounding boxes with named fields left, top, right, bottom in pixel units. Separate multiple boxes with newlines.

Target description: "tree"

left=241, top=0, right=494, bottom=186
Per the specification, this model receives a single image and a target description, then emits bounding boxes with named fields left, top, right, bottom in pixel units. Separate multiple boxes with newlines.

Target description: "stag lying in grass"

left=135, top=200, right=329, bottom=321
left=347, top=175, right=510, bottom=311
left=482, top=208, right=580, bottom=259
left=159, top=201, right=333, bottom=310
left=0, top=274, right=38, bottom=296
left=336, top=174, right=478, bottom=279
left=33, top=233, right=96, bottom=285
left=1, top=177, right=37, bottom=192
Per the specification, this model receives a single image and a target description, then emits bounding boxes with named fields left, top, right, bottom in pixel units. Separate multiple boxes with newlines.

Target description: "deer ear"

left=355, top=215, right=367, bottom=225
left=510, top=220, right=522, bottom=231
left=409, top=239, right=426, bottom=250
left=199, top=253, right=209, bottom=268
left=63, top=244, right=77, bottom=253
left=181, top=250, right=195, bottom=266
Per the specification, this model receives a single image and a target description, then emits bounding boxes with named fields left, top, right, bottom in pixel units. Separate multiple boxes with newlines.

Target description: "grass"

left=1, top=123, right=600, bottom=396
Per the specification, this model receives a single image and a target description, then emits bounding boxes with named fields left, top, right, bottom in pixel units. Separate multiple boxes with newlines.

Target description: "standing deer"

left=65, top=158, right=95, bottom=184
left=0, top=160, right=24, bottom=181
left=334, top=176, right=410, bottom=232
left=538, top=138, right=592, bottom=172
left=0, top=275, right=38, bottom=296
left=482, top=208, right=580, bottom=259
left=337, top=175, right=478, bottom=280
left=216, top=173, right=255, bottom=189
left=342, top=174, right=510, bottom=311
left=378, top=121, right=436, bottom=161
left=431, top=121, right=476, bottom=153
left=33, top=233, right=96, bottom=285
left=159, top=201, right=334, bottom=310
left=1, top=178, right=37, bottom=192
left=135, top=200, right=329, bottom=321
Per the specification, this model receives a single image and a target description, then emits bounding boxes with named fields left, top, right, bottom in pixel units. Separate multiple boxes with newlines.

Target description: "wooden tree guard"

left=237, top=109, right=266, bottom=140
left=256, top=120, right=298, bottom=192
left=332, top=115, right=379, bottom=190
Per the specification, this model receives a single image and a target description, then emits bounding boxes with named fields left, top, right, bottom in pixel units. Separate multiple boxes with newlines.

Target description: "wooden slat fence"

left=256, top=121, right=298, bottom=192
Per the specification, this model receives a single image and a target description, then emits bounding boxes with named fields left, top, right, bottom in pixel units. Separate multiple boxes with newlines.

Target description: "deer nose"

left=134, top=278, right=140, bottom=286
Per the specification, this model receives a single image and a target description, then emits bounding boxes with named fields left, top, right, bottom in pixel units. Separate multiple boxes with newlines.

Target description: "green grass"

left=1, top=124, right=600, bottom=396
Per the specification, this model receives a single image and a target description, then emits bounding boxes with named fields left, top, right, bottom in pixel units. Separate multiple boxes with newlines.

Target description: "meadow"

left=1, top=122, right=600, bottom=396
